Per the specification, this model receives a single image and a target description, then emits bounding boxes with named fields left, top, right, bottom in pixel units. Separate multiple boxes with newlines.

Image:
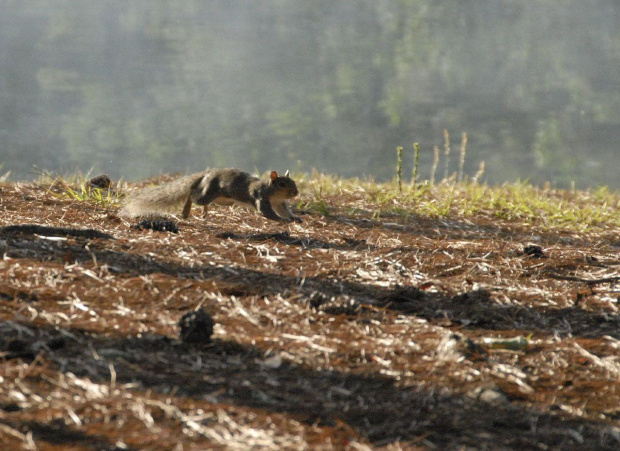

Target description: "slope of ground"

left=0, top=176, right=619, bottom=449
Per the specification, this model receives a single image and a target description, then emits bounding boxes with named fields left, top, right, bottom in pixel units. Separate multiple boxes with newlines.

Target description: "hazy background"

left=1, top=0, right=620, bottom=188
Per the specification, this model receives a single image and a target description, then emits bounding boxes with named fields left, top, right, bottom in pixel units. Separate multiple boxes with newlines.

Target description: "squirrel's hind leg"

left=193, top=183, right=225, bottom=216
left=182, top=196, right=193, bottom=219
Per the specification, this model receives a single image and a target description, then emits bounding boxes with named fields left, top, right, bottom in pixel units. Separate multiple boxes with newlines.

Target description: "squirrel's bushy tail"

left=120, top=173, right=201, bottom=218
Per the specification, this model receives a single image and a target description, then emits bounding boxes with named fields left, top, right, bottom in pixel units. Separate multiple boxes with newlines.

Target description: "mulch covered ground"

left=0, top=179, right=619, bottom=450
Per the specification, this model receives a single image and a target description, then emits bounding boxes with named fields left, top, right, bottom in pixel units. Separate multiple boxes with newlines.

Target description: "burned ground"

left=0, top=181, right=619, bottom=449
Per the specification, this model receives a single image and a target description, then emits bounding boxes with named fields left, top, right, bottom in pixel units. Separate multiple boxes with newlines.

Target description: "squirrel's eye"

left=278, top=181, right=286, bottom=188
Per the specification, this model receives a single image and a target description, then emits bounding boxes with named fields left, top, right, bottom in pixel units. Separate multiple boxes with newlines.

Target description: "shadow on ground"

left=2, top=226, right=618, bottom=340
left=2, top=320, right=619, bottom=449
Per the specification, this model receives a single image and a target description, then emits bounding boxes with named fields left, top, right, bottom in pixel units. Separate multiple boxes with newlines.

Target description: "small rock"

left=1, top=403, right=22, bottom=413
left=522, top=244, right=545, bottom=258
left=87, top=174, right=112, bottom=190
left=306, top=291, right=329, bottom=309
left=452, top=288, right=491, bottom=304
left=178, top=308, right=215, bottom=344
left=7, top=339, right=28, bottom=354
left=47, top=337, right=66, bottom=350
left=471, top=386, right=509, bottom=405
left=436, top=332, right=488, bottom=361
left=131, top=218, right=179, bottom=234
left=5, top=339, right=35, bottom=360
left=384, top=286, right=425, bottom=304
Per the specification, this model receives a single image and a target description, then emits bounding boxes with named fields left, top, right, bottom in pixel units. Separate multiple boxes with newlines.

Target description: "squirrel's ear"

left=284, top=170, right=290, bottom=177
left=270, top=171, right=278, bottom=181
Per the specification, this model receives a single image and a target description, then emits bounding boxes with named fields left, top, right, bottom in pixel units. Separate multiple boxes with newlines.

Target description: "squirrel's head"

left=270, top=170, right=299, bottom=198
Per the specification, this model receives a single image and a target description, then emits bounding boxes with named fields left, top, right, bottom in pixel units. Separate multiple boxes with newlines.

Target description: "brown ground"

left=0, top=180, right=619, bottom=450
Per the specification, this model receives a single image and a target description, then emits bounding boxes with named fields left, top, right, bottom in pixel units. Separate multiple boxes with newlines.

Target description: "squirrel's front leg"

left=286, top=205, right=303, bottom=223
left=283, top=208, right=303, bottom=223
left=271, top=200, right=303, bottom=223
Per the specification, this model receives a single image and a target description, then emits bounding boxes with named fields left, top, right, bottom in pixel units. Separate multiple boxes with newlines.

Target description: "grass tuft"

left=458, top=132, right=468, bottom=183
left=44, top=173, right=122, bottom=208
left=396, top=146, right=403, bottom=192
left=443, top=129, right=451, bottom=181
left=0, top=164, right=10, bottom=182
left=430, top=146, right=440, bottom=186
left=60, top=183, right=119, bottom=208
left=412, top=142, right=420, bottom=187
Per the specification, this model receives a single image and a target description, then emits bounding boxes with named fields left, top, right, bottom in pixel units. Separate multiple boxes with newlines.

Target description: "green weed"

left=61, top=183, right=119, bottom=207
left=0, top=163, right=11, bottom=182
left=412, top=142, right=420, bottom=187
left=396, top=146, right=403, bottom=192
left=44, top=171, right=121, bottom=208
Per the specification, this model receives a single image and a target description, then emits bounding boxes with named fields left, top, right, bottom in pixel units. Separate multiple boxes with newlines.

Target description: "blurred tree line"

left=1, top=0, right=620, bottom=187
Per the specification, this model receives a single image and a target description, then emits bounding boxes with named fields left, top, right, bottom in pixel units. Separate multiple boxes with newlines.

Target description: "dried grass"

left=0, top=178, right=619, bottom=449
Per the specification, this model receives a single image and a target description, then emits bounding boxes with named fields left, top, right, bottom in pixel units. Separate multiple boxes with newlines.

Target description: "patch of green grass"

left=300, top=198, right=331, bottom=216
left=296, top=174, right=333, bottom=216
left=43, top=171, right=122, bottom=209
left=60, top=183, right=120, bottom=208
left=300, top=172, right=620, bottom=231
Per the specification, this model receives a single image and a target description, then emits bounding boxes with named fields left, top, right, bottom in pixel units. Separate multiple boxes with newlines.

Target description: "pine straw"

left=0, top=180, right=619, bottom=449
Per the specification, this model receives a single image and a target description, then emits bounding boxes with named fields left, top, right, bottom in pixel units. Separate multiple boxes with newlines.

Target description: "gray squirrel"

left=120, top=168, right=302, bottom=223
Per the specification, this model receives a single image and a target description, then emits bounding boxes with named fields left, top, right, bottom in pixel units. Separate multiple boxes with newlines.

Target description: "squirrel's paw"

left=291, top=216, right=303, bottom=223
